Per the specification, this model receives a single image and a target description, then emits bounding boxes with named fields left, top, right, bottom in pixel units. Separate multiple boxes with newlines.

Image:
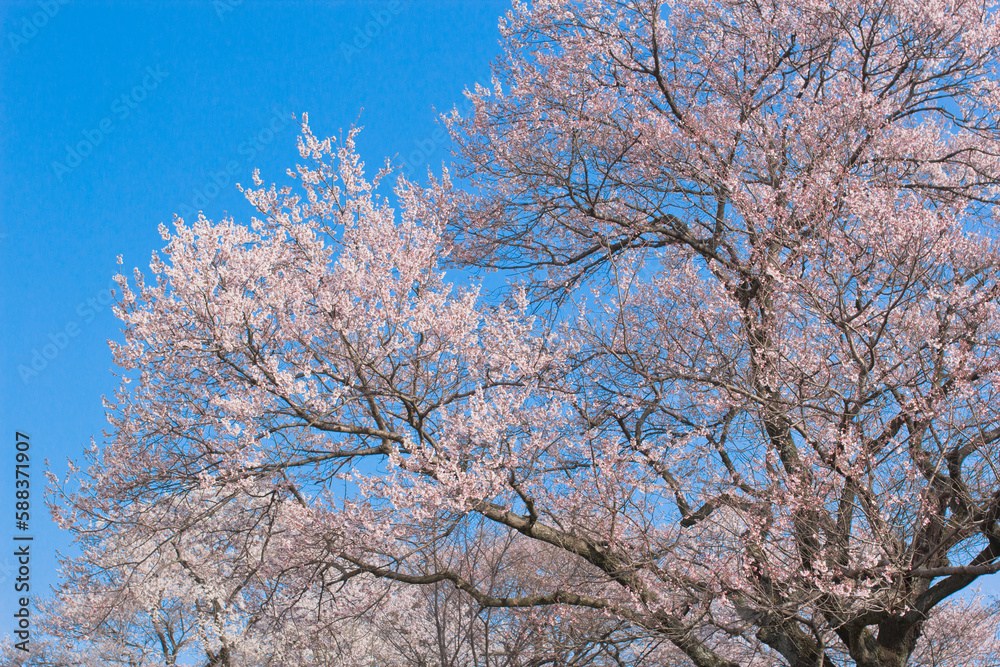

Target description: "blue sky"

left=0, top=0, right=507, bottom=626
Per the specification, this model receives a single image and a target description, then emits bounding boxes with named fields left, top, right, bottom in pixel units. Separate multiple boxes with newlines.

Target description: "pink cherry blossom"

left=43, top=2, right=1000, bottom=666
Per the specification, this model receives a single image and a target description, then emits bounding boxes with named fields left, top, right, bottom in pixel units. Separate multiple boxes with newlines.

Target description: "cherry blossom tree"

left=34, top=484, right=686, bottom=666
left=47, top=0, right=1000, bottom=666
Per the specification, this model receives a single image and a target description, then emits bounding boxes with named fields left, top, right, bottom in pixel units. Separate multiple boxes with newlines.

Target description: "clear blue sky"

left=1, top=0, right=996, bottom=640
left=0, top=0, right=508, bottom=626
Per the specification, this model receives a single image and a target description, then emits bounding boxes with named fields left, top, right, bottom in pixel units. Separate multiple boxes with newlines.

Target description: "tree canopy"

left=32, top=1, right=1000, bottom=666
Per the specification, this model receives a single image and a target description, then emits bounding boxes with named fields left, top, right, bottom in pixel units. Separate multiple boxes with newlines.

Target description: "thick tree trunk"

left=838, top=619, right=922, bottom=667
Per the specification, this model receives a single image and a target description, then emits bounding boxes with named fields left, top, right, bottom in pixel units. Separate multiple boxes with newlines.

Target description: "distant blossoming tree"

left=46, top=0, right=1000, bottom=666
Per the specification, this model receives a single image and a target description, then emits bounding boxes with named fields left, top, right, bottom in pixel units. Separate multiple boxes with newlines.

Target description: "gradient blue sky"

left=0, top=0, right=507, bottom=627
left=1, top=0, right=997, bottom=643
